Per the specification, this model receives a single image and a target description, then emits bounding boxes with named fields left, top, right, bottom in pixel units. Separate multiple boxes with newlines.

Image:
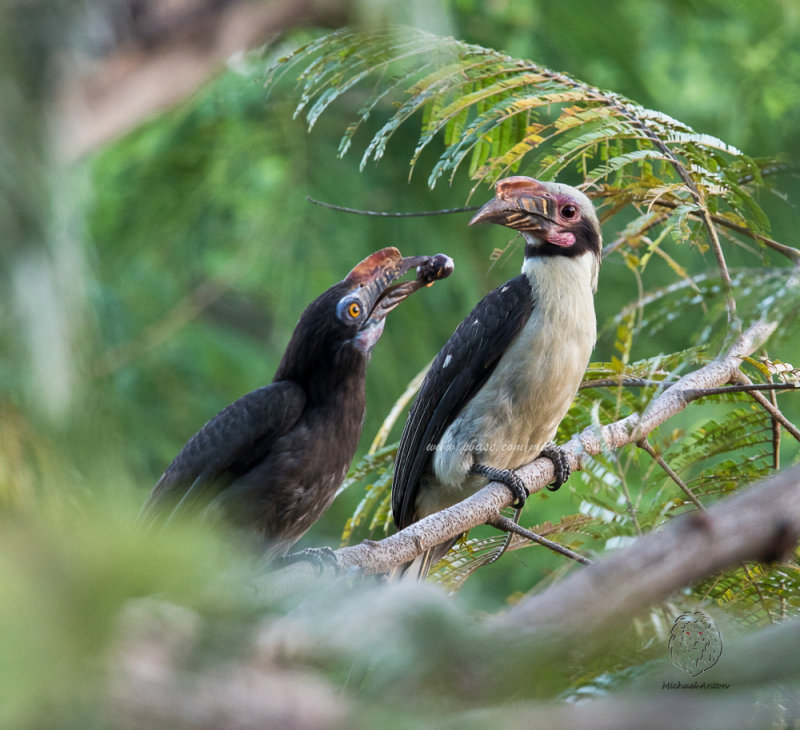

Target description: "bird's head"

left=470, top=176, right=601, bottom=289
left=276, top=247, right=453, bottom=386
left=333, top=246, right=454, bottom=353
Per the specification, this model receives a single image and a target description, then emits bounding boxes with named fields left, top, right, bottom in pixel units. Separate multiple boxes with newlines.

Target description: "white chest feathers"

left=432, top=253, right=597, bottom=490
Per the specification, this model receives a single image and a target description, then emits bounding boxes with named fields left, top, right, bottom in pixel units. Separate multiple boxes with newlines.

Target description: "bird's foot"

left=282, top=546, right=339, bottom=574
left=539, top=442, right=570, bottom=491
left=470, top=463, right=528, bottom=509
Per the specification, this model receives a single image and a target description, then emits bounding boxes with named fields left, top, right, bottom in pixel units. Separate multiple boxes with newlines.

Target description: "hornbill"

left=141, top=247, right=453, bottom=561
left=391, top=176, right=601, bottom=577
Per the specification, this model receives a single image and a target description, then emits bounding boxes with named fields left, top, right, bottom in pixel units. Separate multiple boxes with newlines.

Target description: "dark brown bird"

left=141, top=247, right=453, bottom=561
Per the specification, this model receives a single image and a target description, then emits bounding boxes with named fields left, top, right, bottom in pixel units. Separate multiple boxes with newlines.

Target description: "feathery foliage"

left=272, top=26, right=800, bottom=622
left=273, top=27, right=800, bottom=307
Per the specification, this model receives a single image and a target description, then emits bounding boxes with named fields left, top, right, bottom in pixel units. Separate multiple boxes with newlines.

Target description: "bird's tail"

left=388, top=537, right=459, bottom=581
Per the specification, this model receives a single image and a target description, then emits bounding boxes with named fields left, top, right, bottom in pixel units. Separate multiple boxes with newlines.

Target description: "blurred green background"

left=1, top=0, right=798, bottom=725
left=84, top=0, right=800, bottom=553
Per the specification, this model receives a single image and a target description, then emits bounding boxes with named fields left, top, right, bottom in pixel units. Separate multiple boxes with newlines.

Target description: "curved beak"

left=345, top=247, right=454, bottom=351
left=469, top=176, right=556, bottom=233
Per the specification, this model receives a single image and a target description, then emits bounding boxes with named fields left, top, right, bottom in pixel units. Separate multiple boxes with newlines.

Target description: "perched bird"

left=392, top=176, right=601, bottom=577
left=142, top=247, right=453, bottom=561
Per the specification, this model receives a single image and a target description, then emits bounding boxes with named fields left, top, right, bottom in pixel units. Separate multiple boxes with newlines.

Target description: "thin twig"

left=734, top=372, right=800, bottom=443
left=781, top=578, right=787, bottom=619
left=307, top=197, right=479, bottom=217
left=738, top=160, right=800, bottom=184
left=637, top=438, right=706, bottom=511
left=600, top=99, right=739, bottom=326
left=681, top=383, right=800, bottom=399
left=580, top=378, right=799, bottom=397
left=650, top=198, right=800, bottom=263
left=594, top=189, right=800, bottom=264
left=637, top=439, right=777, bottom=629
left=770, top=386, right=781, bottom=471
left=482, top=507, right=522, bottom=566
left=744, top=563, right=776, bottom=624
left=580, top=378, right=671, bottom=390
left=490, top=515, right=591, bottom=566
left=617, top=453, right=643, bottom=535
left=601, top=210, right=671, bottom=259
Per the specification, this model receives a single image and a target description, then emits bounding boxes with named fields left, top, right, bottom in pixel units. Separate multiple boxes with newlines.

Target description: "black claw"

left=470, top=463, right=528, bottom=509
left=540, top=442, right=570, bottom=491
left=282, top=546, right=339, bottom=574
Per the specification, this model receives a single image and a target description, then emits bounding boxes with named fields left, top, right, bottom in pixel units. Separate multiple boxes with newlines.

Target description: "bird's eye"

left=337, top=296, right=365, bottom=323
left=561, top=204, right=577, bottom=219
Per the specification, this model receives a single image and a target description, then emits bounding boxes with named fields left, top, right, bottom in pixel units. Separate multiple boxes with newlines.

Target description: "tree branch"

left=637, top=437, right=705, bottom=511
left=649, top=197, right=800, bottom=263
left=492, top=461, right=800, bottom=636
left=56, top=0, right=347, bottom=159
left=581, top=378, right=800, bottom=397
left=490, top=515, right=591, bottom=565
left=275, top=319, right=777, bottom=582
left=733, top=370, right=800, bottom=443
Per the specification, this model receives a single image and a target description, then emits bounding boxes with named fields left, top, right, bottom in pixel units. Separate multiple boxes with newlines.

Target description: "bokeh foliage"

left=0, top=0, right=799, bottom=725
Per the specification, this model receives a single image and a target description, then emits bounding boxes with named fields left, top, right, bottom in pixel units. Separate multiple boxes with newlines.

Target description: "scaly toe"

left=540, top=442, right=571, bottom=491
left=282, top=546, right=339, bottom=573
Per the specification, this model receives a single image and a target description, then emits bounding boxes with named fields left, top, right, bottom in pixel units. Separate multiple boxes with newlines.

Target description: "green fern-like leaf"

left=696, top=557, right=800, bottom=627
left=339, top=447, right=396, bottom=546
left=269, top=27, right=795, bottom=268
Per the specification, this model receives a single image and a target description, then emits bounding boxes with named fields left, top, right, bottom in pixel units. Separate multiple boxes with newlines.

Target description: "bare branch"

left=681, top=382, right=800, bottom=399
left=492, top=461, right=800, bottom=636
left=595, top=190, right=800, bottom=264
left=56, top=0, right=347, bottom=159
left=771, top=386, right=782, bottom=470
left=650, top=198, right=800, bottom=263
left=581, top=378, right=800, bottom=397
left=733, top=371, right=800, bottom=443
left=489, top=515, right=591, bottom=565
left=637, top=438, right=706, bottom=511
left=275, top=319, right=778, bottom=581
left=599, top=100, right=739, bottom=324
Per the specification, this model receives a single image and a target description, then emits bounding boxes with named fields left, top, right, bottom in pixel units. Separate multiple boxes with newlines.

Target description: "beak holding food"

left=347, top=248, right=454, bottom=352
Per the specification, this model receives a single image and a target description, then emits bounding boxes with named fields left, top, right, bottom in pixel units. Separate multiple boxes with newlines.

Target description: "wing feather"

left=392, top=274, right=534, bottom=528
left=140, top=381, right=305, bottom=524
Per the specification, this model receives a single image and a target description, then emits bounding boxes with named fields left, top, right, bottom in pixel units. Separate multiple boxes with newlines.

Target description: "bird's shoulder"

left=143, top=380, right=306, bottom=515
left=438, top=273, right=534, bottom=360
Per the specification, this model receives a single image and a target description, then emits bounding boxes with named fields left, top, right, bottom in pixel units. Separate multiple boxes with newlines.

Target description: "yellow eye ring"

left=347, top=301, right=362, bottom=319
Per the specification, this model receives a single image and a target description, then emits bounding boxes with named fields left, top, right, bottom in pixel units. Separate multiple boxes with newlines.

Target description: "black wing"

left=392, top=274, right=535, bottom=528
left=140, top=380, right=305, bottom=524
